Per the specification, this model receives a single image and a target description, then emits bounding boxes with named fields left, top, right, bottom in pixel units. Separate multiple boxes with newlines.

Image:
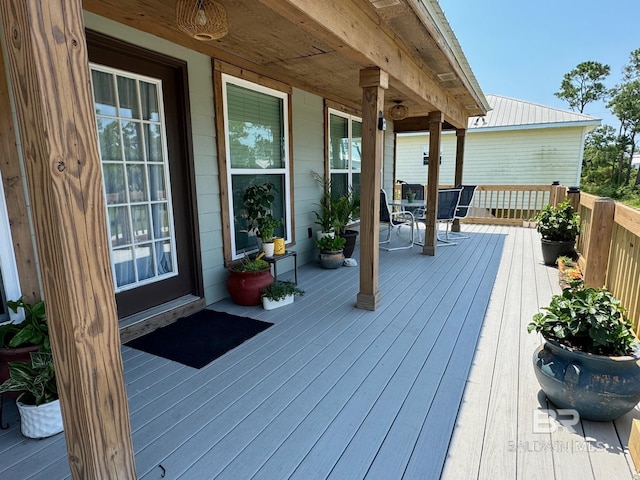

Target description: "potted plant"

left=527, top=284, right=640, bottom=421
left=256, top=216, right=282, bottom=257
left=0, top=297, right=48, bottom=387
left=243, top=182, right=283, bottom=257
left=261, top=281, right=305, bottom=310
left=316, top=234, right=346, bottom=269
left=0, top=350, right=62, bottom=438
left=535, top=200, right=580, bottom=265
left=311, top=171, right=335, bottom=240
left=226, top=253, right=275, bottom=306
left=332, top=186, right=360, bottom=258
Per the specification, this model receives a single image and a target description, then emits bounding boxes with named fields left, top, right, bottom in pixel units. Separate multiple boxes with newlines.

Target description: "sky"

left=439, top=0, right=640, bottom=129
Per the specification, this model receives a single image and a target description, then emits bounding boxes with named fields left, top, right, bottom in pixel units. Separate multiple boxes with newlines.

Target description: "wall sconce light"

left=176, top=0, right=229, bottom=41
left=387, top=100, right=409, bottom=121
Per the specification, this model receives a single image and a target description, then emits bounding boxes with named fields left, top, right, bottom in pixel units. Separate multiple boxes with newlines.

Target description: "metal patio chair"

left=415, top=188, right=462, bottom=246
left=380, top=189, right=415, bottom=251
left=448, top=185, right=477, bottom=239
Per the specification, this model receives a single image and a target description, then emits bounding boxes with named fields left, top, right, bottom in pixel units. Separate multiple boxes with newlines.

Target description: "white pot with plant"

left=0, top=350, right=62, bottom=438
left=261, top=281, right=305, bottom=310
left=243, top=182, right=283, bottom=257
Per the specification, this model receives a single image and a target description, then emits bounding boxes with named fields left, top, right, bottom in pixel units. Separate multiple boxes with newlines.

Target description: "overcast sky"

left=439, top=0, right=640, bottom=128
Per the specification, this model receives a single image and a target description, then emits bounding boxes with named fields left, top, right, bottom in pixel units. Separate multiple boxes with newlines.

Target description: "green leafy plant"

left=257, top=216, right=282, bottom=243
left=0, top=297, right=48, bottom=349
left=535, top=200, right=580, bottom=241
left=316, top=235, right=346, bottom=252
left=527, top=285, right=638, bottom=356
left=243, top=182, right=282, bottom=240
left=0, top=351, right=57, bottom=405
left=261, top=281, right=305, bottom=301
left=331, top=186, right=360, bottom=235
left=311, top=172, right=335, bottom=233
left=229, top=253, right=270, bottom=272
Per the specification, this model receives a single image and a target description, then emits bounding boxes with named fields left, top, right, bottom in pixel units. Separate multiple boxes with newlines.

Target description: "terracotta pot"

left=226, top=267, right=274, bottom=306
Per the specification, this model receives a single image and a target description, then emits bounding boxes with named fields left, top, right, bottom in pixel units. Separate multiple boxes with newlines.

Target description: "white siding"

left=397, top=126, right=586, bottom=187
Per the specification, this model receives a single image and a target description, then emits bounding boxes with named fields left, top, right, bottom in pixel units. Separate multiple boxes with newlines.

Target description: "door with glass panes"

left=88, top=33, right=200, bottom=319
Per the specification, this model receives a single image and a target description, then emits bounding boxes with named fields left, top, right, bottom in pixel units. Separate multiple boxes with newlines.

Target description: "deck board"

left=0, top=225, right=637, bottom=479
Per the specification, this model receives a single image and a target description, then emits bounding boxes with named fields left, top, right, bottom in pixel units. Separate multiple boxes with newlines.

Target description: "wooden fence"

left=575, top=191, right=640, bottom=335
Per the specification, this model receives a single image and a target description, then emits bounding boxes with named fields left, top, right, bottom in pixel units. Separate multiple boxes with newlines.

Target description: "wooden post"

left=357, top=68, right=387, bottom=311
left=551, top=184, right=566, bottom=206
left=422, top=111, right=443, bottom=256
left=567, top=186, right=580, bottom=212
left=0, top=1, right=136, bottom=478
left=451, top=128, right=466, bottom=233
left=0, top=40, right=40, bottom=302
left=582, top=197, right=615, bottom=289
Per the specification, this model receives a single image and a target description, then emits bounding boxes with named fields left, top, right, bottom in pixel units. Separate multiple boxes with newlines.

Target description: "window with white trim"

left=90, top=64, right=178, bottom=292
left=328, top=109, right=361, bottom=199
left=222, top=74, right=291, bottom=258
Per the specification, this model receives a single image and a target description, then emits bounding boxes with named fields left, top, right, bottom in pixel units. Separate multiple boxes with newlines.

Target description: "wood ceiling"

left=83, top=0, right=486, bottom=128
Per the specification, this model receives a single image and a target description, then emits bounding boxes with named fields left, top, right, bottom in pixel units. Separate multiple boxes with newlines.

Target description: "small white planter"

left=263, top=242, right=275, bottom=257
left=262, top=294, right=294, bottom=310
left=16, top=396, right=64, bottom=439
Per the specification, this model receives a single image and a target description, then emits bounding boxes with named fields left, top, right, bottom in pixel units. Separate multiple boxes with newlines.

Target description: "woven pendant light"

left=176, top=0, right=229, bottom=41
left=388, top=100, right=409, bottom=121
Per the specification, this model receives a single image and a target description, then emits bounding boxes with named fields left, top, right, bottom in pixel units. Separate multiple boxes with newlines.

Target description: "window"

left=90, top=64, right=178, bottom=292
left=328, top=110, right=361, bottom=199
left=222, top=75, right=291, bottom=258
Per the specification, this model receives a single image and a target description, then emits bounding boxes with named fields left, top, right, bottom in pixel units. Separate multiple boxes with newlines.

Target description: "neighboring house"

left=396, top=94, right=600, bottom=186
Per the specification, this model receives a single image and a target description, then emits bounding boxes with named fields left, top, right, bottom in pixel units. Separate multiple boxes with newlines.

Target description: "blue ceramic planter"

left=533, top=338, right=640, bottom=421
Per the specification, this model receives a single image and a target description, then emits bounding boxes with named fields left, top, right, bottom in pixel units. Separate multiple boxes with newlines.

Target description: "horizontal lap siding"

left=396, top=127, right=585, bottom=186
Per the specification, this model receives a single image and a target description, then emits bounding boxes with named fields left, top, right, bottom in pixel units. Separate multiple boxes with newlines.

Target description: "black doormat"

left=125, top=310, right=273, bottom=369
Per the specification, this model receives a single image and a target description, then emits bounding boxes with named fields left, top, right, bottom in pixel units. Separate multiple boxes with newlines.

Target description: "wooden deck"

left=0, top=225, right=636, bottom=479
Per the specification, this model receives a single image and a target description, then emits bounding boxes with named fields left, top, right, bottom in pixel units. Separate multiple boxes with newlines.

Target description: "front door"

left=88, top=32, right=201, bottom=319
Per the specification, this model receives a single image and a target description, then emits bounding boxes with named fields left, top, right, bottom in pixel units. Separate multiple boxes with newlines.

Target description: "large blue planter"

left=533, top=338, right=640, bottom=421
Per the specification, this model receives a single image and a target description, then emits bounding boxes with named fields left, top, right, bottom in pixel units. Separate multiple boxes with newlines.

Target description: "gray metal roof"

left=468, top=94, right=601, bottom=130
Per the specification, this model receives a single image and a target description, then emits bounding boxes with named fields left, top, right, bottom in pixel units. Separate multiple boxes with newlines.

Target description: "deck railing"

left=575, top=191, right=640, bottom=334
left=392, top=184, right=552, bottom=225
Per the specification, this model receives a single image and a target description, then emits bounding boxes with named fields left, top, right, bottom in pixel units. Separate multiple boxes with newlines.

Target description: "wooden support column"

left=0, top=40, right=40, bottom=302
left=357, top=68, right=387, bottom=311
left=0, top=1, right=136, bottom=478
left=451, top=128, right=466, bottom=233
left=422, top=112, right=443, bottom=256
left=582, top=197, right=615, bottom=289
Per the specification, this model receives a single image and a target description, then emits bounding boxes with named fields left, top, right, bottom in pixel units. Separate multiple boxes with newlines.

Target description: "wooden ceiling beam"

left=255, top=0, right=470, bottom=128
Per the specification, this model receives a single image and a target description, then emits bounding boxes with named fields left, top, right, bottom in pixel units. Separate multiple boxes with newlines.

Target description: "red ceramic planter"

left=226, top=267, right=274, bottom=306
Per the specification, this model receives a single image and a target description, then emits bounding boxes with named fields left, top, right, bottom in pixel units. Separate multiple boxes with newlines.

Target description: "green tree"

left=555, top=61, right=610, bottom=113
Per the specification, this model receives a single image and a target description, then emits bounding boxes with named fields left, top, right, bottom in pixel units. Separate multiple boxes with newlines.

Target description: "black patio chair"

left=380, top=189, right=415, bottom=251
left=415, top=188, right=462, bottom=246
left=448, top=185, right=477, bottom=239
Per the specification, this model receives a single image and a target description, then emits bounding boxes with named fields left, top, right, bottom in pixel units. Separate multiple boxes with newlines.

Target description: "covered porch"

left=0, top=225, right=635, bottom=479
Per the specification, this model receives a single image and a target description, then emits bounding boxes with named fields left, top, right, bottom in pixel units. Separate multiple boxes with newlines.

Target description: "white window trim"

left=327, top=108, right=362, bottom=190
left=221, top=74, right=292, bottom=259
left=0, top=176, right=23, bottom=323
left=90, top=63, right=178, bottom=292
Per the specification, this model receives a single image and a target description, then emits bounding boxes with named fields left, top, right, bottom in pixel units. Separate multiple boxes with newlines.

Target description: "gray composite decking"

left=0, top=225, right=636, bottom=479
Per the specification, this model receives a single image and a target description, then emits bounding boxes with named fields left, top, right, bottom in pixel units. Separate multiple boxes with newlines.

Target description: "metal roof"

left=468, top=94, right=601, bottom=131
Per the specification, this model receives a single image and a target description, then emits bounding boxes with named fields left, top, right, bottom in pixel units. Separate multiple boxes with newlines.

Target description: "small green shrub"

left=535, top=200, right=580, bottom=241
left=527, top=285, right=638, bottom=356
left=0, top=351, right=57, bottom=405
left=316, top=235, right=346, bottom=252
left=0, top=297, right=48, bottom=349
left=230, top=254, right=270, bottom=272
left=261, top=281, right=305, bottom=301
